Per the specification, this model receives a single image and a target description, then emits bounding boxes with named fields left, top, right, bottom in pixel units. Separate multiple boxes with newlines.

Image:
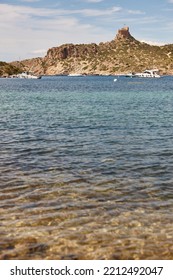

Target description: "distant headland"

left=1, top=27, right=173, bottom=77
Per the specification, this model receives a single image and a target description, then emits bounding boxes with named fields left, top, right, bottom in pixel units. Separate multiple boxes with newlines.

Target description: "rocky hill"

left=10, top=27, right=173, bottom=76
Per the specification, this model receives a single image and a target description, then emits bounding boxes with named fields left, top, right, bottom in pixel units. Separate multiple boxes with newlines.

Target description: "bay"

left=0, top=75, right=173, bottom=259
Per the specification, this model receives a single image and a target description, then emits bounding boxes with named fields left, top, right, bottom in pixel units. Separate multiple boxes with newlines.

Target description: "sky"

left=1, top=0, right=173, bottom=62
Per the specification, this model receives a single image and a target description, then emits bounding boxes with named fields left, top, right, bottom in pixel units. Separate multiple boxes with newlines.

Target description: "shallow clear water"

left=0, top=75, right=173, bottom=259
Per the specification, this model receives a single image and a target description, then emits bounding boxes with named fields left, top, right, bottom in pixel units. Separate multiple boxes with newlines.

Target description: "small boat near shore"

left=125, top=69, right=160, bottom=78
left=16, top=71, right=41, bottom=79
left=68, top=73, right=84, bottom=77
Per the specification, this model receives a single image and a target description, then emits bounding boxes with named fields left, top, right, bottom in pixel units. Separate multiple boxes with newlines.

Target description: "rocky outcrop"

left=9, top=27, right=173, bottom=76
left=46, top=43, right=98, bottom=60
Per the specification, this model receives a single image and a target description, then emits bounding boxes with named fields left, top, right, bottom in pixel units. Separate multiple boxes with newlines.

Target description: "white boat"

left=125, top=69, right=160, bottom=78
left=135, top=69, right=160, bottom=78
left=68, top=73, right=84, bottom=77
left=17, top=71, right=41, bottom=79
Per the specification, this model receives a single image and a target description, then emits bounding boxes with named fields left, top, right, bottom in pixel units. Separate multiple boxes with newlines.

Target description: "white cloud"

left=1, top=3, right=120, bottom=61
left=140, top=40, right=165, bottom=46
left=0, top=3, right=122, bottom=21
left=19, top=0, right=40, bottom=2
left=30, top=49, right=47, bottom=55
left=79, top=6, right=122, bottom=17
left=85, top=0, right=104, bottom=2
left=128, top=10, right=145, bottom=15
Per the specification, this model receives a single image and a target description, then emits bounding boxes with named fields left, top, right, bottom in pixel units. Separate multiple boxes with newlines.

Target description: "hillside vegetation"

left=0, top=61, right=22, bottom=77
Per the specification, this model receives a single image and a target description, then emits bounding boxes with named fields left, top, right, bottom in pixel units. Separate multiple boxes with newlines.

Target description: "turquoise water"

left=0, top=75, right=173, bottom=259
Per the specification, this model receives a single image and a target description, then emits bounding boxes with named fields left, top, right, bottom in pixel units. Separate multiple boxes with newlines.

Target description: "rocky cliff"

left=10, top=27, right=173, bottom=75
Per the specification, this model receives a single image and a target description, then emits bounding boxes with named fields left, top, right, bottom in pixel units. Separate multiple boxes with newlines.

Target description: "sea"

left=0, top=75, right=173, bottom=260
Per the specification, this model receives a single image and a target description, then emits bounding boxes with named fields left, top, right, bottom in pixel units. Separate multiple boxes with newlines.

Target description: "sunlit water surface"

left=0, top=75, right=173, bottom=259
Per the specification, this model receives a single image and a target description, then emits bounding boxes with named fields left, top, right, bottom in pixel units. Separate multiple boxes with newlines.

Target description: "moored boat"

left=135, top=69, right=160, bottom=78
left=125, top=69, right=160, bottom=78
left=17, top=71, right=41, bottom=79
left=68, top=73, right=84, bottom=77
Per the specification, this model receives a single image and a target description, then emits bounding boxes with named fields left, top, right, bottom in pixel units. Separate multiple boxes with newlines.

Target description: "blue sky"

left=1, top=0, right=173, bottom=61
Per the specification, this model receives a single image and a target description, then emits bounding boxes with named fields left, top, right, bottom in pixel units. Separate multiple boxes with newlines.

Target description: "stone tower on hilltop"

left=115, top=26, right=134, bottom=41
